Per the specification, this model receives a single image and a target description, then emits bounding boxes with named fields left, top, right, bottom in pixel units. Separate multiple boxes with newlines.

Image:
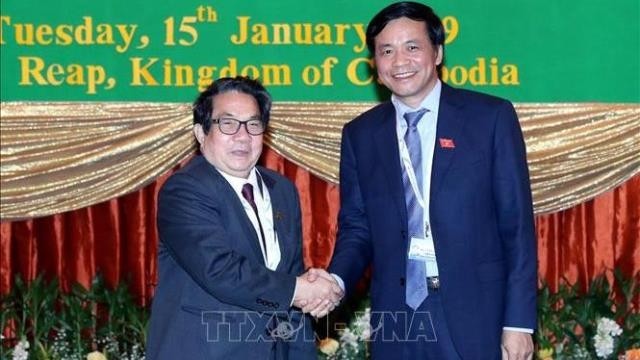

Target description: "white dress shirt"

left=218, top=168, right=281, bottom=271
left=392, top=80, right=441, bottom=277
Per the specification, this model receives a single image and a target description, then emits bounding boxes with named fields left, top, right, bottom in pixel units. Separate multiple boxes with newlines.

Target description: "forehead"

left=211, top=90, right=260, bottom=116
left=375, top=17, right=430, bottom=46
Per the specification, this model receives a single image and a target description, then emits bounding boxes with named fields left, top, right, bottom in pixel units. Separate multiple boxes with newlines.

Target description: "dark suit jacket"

left=147, top=155, right=315, bottom=360
left=329, top=84, right=537, bottom=359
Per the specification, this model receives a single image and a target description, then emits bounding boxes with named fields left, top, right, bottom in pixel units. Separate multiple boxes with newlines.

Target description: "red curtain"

left=1, top=148, right=638, bottom=304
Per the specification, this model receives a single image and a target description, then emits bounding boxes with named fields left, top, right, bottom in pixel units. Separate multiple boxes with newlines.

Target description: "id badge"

left=408, top=237, right=435, bottom=261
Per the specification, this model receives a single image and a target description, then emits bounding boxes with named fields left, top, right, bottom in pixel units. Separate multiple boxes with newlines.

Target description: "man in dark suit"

left=146, top=76, right=342, bottom=359
left=327, top=2, right=537, bottom=359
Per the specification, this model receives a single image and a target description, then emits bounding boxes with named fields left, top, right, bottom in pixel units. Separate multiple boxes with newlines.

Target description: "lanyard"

left=399, top=138, right=427, bottom=210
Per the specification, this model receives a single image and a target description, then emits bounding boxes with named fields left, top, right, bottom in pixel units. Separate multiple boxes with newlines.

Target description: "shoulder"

left=166, top=155, right=207, bottom=181
left=161, top=155, right=224, bottom=195
left=443, top=83, right=514, bottom=112
left=343, top=101, right=394, bottom=133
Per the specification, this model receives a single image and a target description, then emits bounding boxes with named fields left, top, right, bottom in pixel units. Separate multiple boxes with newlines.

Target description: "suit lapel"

left=373, top=103, right=408, bottom=229
left=431, top=84, right=465, bottom=198
left=258, top=169, right=291, bottom=272
left=208, top=164, right=266, bottom=264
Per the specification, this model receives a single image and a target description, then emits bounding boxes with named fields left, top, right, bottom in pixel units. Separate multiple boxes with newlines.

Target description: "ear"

left=435, top=44, right=443, bottom=66
left=193, top=124, right=205, bottom=146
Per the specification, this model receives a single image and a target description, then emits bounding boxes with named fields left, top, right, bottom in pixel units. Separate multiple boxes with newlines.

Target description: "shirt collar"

left=217, top=167, right=263, bottom=199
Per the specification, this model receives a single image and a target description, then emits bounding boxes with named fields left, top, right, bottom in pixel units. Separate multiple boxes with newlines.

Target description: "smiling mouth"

left=392, top=71, right=417, bottom=79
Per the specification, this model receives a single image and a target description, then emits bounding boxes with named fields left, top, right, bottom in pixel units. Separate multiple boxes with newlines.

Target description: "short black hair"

left=193, top=76, right=272, bottom=134
left=366, top=1, right=445, bottom=54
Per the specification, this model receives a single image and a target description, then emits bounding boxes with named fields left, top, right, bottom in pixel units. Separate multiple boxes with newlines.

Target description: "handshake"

left=293, top=268, right=344, bottom=318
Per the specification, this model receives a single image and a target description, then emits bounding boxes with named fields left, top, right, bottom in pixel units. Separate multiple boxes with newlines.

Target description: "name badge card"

left=408, top=237, right=435, bottom=261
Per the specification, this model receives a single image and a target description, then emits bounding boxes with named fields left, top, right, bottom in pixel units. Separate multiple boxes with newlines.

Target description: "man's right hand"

left=293, top=268, right=343, bottom=317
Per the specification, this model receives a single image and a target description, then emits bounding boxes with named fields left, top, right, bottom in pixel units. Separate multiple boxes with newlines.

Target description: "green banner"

left=1, top=0, right=638, bottom=102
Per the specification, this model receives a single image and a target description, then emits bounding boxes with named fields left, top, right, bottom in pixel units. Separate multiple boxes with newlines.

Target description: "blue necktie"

left=402, top=108, right=429, bottom=310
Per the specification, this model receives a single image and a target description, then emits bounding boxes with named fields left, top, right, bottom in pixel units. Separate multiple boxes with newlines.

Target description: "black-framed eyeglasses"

left=211, top=117, right=266, bottom=135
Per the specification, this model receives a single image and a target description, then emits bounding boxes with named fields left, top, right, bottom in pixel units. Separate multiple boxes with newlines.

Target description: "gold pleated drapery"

left=1, top=101, right=639, bottom=220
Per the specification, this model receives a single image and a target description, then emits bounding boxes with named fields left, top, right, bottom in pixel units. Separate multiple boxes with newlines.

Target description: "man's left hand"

left=501, top=330, right=533, bottom=360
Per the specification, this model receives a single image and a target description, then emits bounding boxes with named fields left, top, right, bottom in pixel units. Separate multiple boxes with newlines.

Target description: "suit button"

left=400, top=277, right=405, bottom=286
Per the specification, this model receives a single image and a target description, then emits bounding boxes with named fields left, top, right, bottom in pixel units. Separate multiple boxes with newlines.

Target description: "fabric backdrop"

left=2, top=102, right=638, bottom=220
left=1, top=147, right=638, bottom=305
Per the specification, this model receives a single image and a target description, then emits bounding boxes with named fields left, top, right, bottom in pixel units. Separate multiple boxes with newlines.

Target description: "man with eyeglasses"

left=147, top=76, right=342, bottom=360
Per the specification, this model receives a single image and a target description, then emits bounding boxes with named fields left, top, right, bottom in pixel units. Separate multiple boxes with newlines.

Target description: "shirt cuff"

left=290, top=277, right=298, bottom=307
left=331, top=273, right=345, bottom=293
left=503, top=326, right=534, bottom=334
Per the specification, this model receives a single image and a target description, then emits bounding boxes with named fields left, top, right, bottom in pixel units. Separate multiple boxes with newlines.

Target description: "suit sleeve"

left=328, top=125, right=373, bottom=296
left=284, top=185, right=316, bottom=358
left=157, top=172, right=296, bottom=313
left=492, top=101, right=537, bottom=330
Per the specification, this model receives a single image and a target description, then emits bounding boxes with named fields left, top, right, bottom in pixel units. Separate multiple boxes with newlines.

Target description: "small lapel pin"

left=439, top=138, right=455, bottom=149
left=275, top=211, right=284, bottom=221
